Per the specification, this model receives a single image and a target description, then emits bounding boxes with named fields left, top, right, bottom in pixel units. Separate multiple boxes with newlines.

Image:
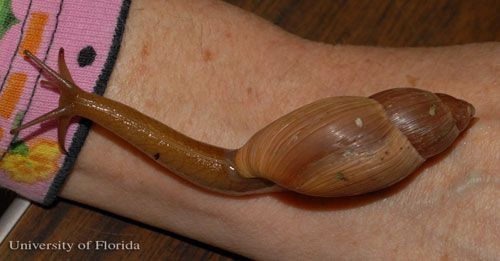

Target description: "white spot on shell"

left=429, top=104, right=437, bottom=116
left=355, top=117, right=363, bottom=127
left=467, top=104, right=475, bottom=116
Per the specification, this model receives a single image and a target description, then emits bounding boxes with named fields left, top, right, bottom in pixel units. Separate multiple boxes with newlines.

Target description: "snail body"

left=12, top=49, right=475, bottom=197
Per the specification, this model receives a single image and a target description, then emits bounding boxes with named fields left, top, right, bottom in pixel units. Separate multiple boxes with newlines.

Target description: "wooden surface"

left=1, top=0, right=499, bottom=260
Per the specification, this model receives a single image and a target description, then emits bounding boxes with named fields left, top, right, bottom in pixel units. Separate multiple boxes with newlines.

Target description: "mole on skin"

left=406, top=74, right=419, bottom=87
left=202, top=49, right=214, bottom=62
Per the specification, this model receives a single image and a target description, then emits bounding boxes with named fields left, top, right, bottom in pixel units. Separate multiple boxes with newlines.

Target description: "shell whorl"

left=370, top=88, right=475, bottom=159
left=234, top=88, right=474, bottom=197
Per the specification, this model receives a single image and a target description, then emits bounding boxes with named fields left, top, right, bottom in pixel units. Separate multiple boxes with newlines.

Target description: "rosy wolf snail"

left=11, top=48, right=475, bottom=197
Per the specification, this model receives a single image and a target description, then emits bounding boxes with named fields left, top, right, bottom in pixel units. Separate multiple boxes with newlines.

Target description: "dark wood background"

left=1, top=0, right=499, bottom=260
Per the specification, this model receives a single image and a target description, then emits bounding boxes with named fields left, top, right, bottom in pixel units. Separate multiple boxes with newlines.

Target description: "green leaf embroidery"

left=12, top=110, right=25, bottom=129
left=0, top=0, right=19, bottom=39
left=9, top=140, right=29, bottom=157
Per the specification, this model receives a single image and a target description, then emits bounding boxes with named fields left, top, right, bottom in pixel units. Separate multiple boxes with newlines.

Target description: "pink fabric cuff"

left=0, top=0, right=130, bottom=205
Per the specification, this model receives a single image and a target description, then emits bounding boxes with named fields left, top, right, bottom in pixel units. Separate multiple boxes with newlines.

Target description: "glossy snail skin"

left=12, top=48, right=475, bottom=197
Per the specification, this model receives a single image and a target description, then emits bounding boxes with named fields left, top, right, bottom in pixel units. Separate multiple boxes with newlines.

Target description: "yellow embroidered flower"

left=0, top=139, right=61, bottom=184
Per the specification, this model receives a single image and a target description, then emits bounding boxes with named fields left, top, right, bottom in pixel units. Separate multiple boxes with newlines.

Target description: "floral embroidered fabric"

left=0, top=0, right=130, bottom=205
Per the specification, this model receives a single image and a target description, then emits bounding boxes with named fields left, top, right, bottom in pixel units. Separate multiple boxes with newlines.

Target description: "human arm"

left=59, top=0, right=500, bottom=259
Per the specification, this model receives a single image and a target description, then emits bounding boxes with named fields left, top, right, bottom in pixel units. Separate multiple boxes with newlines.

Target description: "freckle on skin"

left=141, top=41, right=150, bottom=57
left=202, top=49, right=214, bottom=62
left=406, top=74, right=419, bottom=87
left=246, top=87, right=253, bottom=95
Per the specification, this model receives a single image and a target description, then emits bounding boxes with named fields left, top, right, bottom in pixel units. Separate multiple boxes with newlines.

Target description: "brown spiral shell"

left=234, top=88, right=475, bottom=197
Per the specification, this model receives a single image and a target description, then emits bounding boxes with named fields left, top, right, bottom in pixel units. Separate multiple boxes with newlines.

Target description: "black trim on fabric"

left=43, top=0, right=132, bottom=206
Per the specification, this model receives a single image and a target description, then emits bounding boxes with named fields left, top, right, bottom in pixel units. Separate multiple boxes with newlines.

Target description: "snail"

left=11, top=48, right=475, bottom=197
